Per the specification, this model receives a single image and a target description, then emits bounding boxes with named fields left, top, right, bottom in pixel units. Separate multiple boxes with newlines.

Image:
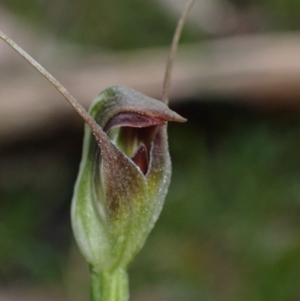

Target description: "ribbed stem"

left=90, top=266, right=129, bottom=301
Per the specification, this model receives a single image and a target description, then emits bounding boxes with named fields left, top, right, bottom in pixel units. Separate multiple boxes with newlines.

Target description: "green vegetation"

left=1, top=103, right=299, bottom=300
left=136, top=106, right=300, bottom=300
left=229, top=0, right=300, bottom=31
left=2, top=0, right=200, bottom=50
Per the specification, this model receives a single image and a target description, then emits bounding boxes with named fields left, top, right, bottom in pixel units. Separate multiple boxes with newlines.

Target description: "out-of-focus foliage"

left=229, top=0, right=300, bottom=31
left=1, top=0, right=200, bottom=50
left=3, top=0, right=300, bottom=49
left=1, top=103, right=299, bottom=300
left=0, top=132, right=80, bottom=286
left=130, top=103, right=300, bottom=301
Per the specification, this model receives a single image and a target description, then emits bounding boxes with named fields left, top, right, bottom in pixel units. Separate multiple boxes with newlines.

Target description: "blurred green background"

left=1, top=0, right=300, bottom=300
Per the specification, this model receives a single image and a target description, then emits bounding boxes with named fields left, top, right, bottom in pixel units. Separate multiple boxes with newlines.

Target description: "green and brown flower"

left=71, top=86, right=185, bottom=272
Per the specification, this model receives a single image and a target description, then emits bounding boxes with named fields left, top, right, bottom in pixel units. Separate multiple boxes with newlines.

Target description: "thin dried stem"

left=0, top=30, right=106, bottom=143
left=161, top=0, right=195, bottom=105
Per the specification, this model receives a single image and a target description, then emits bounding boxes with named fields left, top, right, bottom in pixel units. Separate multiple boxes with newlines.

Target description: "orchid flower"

left=72, top=86, right=185, bottom=299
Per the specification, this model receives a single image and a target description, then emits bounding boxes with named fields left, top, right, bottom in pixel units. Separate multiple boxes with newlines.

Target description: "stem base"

left=90, top=266, right=129, bottom=301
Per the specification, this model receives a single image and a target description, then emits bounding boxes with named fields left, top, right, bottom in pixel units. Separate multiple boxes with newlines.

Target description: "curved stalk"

left=161, top=0, right=195, bottom=104
left=0, top=30, right=106, bottom=145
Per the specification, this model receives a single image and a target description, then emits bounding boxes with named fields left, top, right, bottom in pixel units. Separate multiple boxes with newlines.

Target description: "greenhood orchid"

left=71, top=86, right=186, bottom=272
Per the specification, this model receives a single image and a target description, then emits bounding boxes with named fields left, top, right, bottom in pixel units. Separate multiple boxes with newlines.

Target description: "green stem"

left=90, top=266, right=129, bottom=301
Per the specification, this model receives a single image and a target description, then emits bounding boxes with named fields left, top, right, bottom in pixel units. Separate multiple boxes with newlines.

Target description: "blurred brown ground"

left=2, top=7, right=300, bottom=145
